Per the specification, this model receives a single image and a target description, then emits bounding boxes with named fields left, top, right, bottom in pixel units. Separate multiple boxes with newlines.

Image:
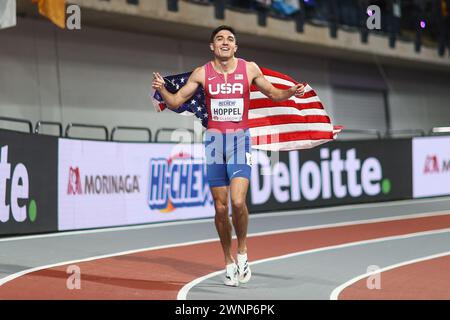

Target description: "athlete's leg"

left=226, top=129, right=252, bottom=255
left=205, top=129, right=233, bottom=265
left=225, top=129, right=252, bottom=283
left=210, top=186, right=234, bottom=265
left=229, top=177, right=249, bottom=254
left=230, top=176, right=252, bottom=283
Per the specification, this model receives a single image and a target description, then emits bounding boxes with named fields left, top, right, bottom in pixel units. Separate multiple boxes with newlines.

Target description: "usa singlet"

left=203, top=58, right=252, bottom=187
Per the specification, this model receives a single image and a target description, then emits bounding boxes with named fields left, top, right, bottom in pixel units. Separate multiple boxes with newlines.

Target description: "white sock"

left=226, top=263, right=236, bottom=275
left=237, top=253, right=247, bottom=266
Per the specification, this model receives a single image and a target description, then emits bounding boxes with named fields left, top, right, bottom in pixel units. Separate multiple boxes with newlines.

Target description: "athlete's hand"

left=152, top=72, right=166, bottom=92
left=292, top=83, right=305, bottom=98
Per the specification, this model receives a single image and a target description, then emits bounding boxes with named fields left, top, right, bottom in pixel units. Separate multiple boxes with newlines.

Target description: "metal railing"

left=35, top=121, right=63, bottom=137
left=65, top=123, right=109, bottom=141
left=155, top=128, right=196, bottom=143
left=0, top=116, right=33, bottom=133
left=430, top=127, right=450, bottom=135
left=337, top=129, right=383, bottom=139
left=111, top=126, right=152, bottom=142
left=385, top=129, right=426, bottom=138
left=0, top=115, right=448, bottom=142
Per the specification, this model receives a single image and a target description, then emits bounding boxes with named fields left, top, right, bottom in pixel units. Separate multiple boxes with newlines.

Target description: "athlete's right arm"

left=152, top=67, right=204, bottom=110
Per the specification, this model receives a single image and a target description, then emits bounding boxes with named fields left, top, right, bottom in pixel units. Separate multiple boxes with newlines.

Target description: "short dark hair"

left=210, top=25, right=237, bottom=43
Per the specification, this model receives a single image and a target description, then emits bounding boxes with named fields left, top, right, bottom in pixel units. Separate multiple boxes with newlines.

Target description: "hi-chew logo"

left=0, top=145, right=37, bottom=223
left=67, top=167, right=140, bottom=195
left=423, top=155, right=450, bottom=174
left=148, top=152, right=212, bottom=212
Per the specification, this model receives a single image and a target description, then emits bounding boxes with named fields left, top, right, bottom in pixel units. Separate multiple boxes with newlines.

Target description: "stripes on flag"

left=247, top=67, right=341, bottom=151
left=152, top=66, right=342, bottom=151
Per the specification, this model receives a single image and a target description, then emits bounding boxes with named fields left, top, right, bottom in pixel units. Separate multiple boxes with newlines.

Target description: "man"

left=152, top=25, right=305, bottom=287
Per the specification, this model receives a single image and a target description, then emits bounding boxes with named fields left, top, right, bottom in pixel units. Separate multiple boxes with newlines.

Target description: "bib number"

left=211, top=98, right=244, bottom=122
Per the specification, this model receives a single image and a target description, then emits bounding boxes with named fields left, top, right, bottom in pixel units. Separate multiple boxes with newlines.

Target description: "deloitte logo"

left=0, top=145, right=37, bottom=223
left=251, top=148, right=391, bottom=204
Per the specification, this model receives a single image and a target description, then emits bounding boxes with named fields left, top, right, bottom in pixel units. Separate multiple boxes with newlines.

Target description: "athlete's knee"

left=231, top=198, right=246, bottom=213
left=214, top=202, right=229, bottom=218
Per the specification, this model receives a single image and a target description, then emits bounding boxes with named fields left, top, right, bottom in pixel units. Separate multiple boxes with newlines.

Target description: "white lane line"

left=0, top=237, right=218, bottom=287
left=177, top=229, right=450, bottom=300
left=1, top=196, right=450, bottom=242
left=255, top=196, right=450, bottom=219
left=1, top=211, right=450, bottom=289
left=329, top=251, right=450, bottom=300
left=0, top=218, right=212, bottom=242
left=243, top=210, right=450, bottom=238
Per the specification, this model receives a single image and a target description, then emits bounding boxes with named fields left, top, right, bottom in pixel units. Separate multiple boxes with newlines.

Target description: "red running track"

left=1, top=214, right=450, bottom=299
left=339, top=254, right=450, bottom=300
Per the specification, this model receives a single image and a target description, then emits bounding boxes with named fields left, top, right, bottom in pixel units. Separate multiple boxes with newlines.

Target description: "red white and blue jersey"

left=204, top=58, right=251, bottom=132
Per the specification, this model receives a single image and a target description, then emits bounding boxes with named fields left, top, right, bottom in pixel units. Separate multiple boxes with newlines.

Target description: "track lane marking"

left=2, top=211, right=449, bottom=287
left=1, top=196, right=449, bottom=242
left=330, top=251, right=450, bottom=300
left=2, top=213, right=450, bottom=299
left=178, top=229, right=450, bottom=300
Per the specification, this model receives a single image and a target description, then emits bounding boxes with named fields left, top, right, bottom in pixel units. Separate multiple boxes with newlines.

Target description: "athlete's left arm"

left=248, top=61, right=305, bottom=102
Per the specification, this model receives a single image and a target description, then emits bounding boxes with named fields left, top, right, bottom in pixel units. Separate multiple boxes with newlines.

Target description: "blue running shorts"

left=204, top=129, right=252, bottom=187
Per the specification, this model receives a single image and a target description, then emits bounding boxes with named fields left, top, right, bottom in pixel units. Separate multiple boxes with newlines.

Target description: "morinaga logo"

left=423, top=155, right=450, bottom=174
left=67, top=167, right=140, bottom=195
left=68, top=167, right=83, bottom=195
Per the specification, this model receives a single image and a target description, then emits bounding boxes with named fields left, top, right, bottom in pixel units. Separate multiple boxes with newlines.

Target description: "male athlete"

left=152, top=25, right=305, bottom=287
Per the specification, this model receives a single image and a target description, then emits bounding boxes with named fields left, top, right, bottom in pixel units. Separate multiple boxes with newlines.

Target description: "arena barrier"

left=1, top=129, right=449, bottom=235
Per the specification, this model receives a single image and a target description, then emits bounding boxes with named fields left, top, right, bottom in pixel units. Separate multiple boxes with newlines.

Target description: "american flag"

left=152, top=67, right=342, bottom=151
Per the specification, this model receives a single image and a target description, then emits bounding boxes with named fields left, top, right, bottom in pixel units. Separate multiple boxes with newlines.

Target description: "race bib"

left=210, top=98, right=244, bottom=122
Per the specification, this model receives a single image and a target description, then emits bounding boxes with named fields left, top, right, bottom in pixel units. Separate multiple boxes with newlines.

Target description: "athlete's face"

left=210, top=30, right=237, bottom=60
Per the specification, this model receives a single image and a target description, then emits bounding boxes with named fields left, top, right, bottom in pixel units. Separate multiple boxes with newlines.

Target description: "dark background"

left=0, top=129, right=58, bottom=236
left=248, top=138, right=413, bottom=213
